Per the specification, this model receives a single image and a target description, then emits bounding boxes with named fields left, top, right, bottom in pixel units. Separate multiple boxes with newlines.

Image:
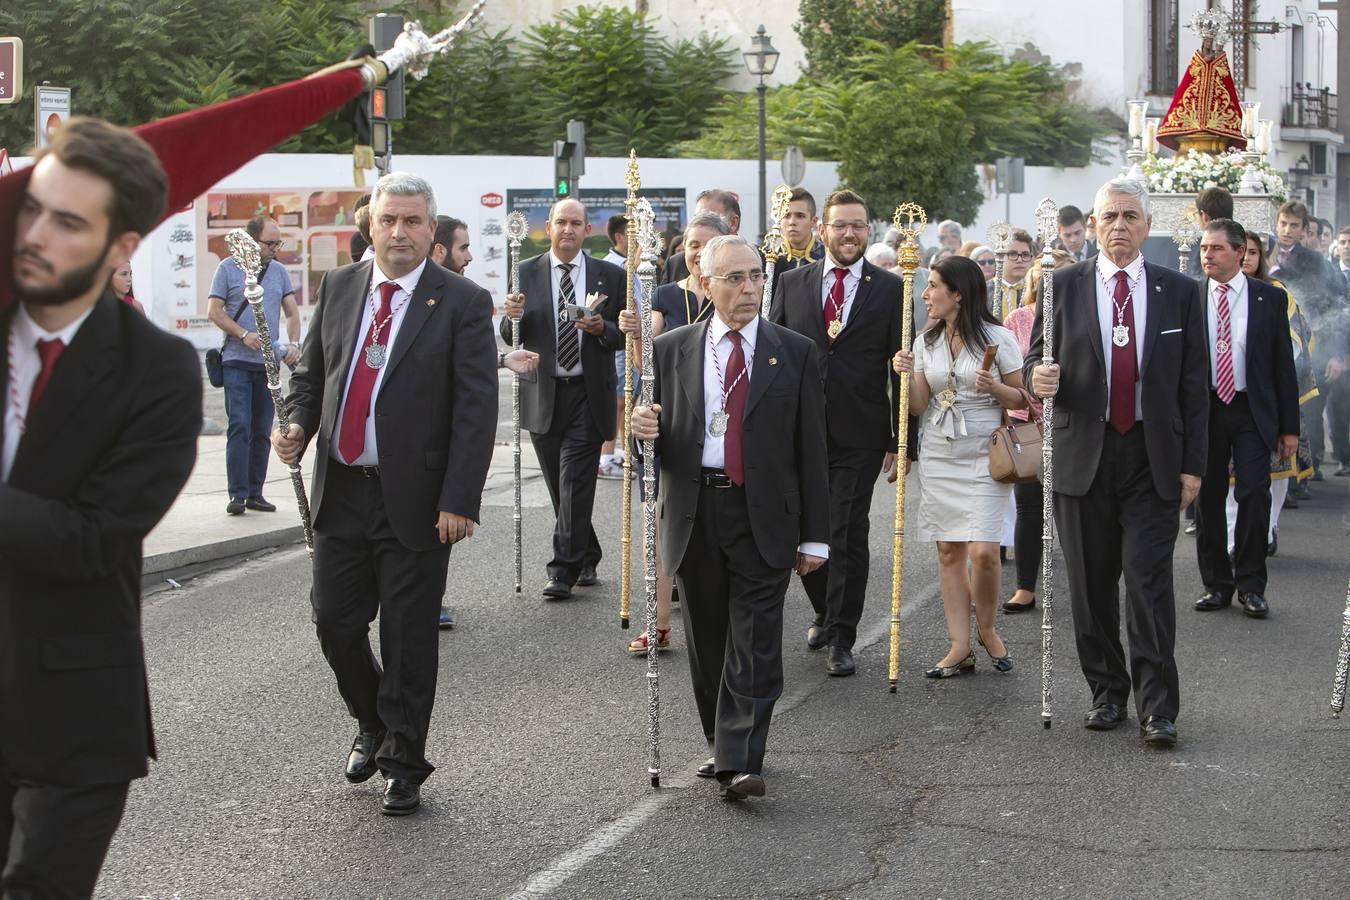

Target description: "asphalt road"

left=99, top=405, right=1350, bottom=898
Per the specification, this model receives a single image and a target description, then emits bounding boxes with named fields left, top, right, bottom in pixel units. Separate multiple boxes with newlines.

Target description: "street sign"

left=781, top=145, right=806, bottom=186
left=995, top=157, right=1025, bottom=194
left=34, top=84, right=71, bottom=150
left=0, top=37, right=21, bottom=106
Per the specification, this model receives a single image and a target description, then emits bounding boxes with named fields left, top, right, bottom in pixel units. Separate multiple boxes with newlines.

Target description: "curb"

left=143, top=526, right=304, bottom=580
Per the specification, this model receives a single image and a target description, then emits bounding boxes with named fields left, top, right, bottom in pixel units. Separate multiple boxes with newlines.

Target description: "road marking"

left=505, top=581, right=938, bottom=898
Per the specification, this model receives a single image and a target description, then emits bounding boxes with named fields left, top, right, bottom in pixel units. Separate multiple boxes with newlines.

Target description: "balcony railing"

left=1282, top=84, right=1337, bottom=131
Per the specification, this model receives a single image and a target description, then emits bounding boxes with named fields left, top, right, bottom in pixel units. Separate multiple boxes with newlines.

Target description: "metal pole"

left=635, top=198, right=662, bottom=786
left=505, top=212, right=528, bottom=593
left=757, top=79, right=767, bottom=241
left=620, top=151, right=641, bottom=630
left=1033, top=198, right=1059, bottom=728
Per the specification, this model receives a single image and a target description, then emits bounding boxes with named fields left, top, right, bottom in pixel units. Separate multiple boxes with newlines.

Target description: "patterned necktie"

left=337, top=280, right=397, bottom=464
left=556, top=263, right=580, bottom=371
left=722, top=331, right=749, bottom=485
left=1214, top=283, right=1235, bottom=404
left=1108, top=270, right=1138, bottom=435
left=824, top=267, right=847, bottom=342
left=28, top=338, right=65, bottom=415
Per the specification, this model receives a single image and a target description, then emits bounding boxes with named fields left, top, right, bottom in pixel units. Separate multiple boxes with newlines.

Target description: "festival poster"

left=505, top=188, right=688, bottom=265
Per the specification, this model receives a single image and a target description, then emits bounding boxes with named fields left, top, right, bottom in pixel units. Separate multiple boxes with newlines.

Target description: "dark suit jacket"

left=498, top=252, right=625, bottom=437
left=288, top=259, right=498, bottom=551
left=1272, top=242, right=1349, bottom=362
left=649, top=317, right=829, bottom=572
left=1203, top=275, right=1300, bottom=450
left=1024, top=257, right=1209, bottom=501
left=0, top=294, right=201, bottom=786
left=769, top=259, right=905, bottom=453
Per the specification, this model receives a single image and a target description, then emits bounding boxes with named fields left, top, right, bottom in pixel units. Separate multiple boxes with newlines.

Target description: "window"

left=1148, top=0, right=1180, bottom=95
left=1311, top=142, right=1328, bottom=175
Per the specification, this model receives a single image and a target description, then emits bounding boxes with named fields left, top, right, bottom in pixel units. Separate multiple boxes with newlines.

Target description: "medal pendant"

left=1112, top=324, right=1130, bottom=348
left=1216, top=338, right=1230, bottom=354
left=827, top=318, right=843, bottom=339
left=937, top=387, right=957, bottom=410
left=365, top=342, right=388, bottom=369
left=710, top=409, right=729, bottom=437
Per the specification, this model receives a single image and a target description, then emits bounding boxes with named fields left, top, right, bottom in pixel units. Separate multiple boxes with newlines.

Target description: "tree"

left=796, top=0, right=947, bottom=77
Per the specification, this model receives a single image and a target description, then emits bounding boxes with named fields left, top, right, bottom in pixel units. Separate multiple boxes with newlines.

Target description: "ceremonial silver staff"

left=987, top=222, right=1013, bottom=319
left=1033, top=199, right=1059, bottom=729
left=505, top=211, right=528, bottom=593
left=635, top=198, right=662, bottom=787
left=225, top=230, right=313, bottom=554
left=758, top=184, right=792, bottom=318
left=1171, top=208, right=1201, bottom=275
left=1331, top=576, right=1350, bottom=716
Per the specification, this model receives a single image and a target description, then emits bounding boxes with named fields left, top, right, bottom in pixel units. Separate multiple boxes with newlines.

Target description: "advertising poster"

left=504, top=188, right=688, bottom=267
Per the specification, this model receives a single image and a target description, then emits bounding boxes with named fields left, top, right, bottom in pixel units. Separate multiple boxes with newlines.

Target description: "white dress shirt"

left=331, top=258, right=426, bottom=466
left=700, top=315, right=828, bottom=560
left=1206, top=274, right=1248, bottom=393
left=3, top=302, right=95, bottom=482
left=819, top=254, right=864, bottom=327
left=1095, top=253, right=1148, bottom=422
left=549, top=250, right=587, bottom=377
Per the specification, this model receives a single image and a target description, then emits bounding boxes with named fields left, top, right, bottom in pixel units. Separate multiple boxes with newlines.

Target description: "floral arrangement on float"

left=1141, top=149, right=1286, bottom=201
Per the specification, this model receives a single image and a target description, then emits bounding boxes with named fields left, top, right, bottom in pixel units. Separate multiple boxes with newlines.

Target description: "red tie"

left=824, top=267, right=846, bottom=342
left=723, top=331, right=749, bottom=485
left=28, top=338, right=65, bottom=415
left=1109, top=271, right=1138, bottom=435
left=1214, top=283, right=1235, bottom=404
left=337, top=281, right=397, bottom=464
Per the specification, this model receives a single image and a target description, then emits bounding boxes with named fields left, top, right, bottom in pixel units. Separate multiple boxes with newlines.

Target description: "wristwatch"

left=498, top=351, right=507, bottom=369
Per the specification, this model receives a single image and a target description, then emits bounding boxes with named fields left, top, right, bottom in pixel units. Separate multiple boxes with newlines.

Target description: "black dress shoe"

left=226, top=498, right=245, bottom=515
left=1240, top=592, right=1269, bottom=618
left=1193, top=590, right=1232, bottom=612
left=1139, top=715, right=1177, bottom=747
left=719, top=772, right=766, bottom=800
left=695, top=757, right=716, bottom=779
left=1083, top=703, right=1126, bottom=730
left=345, top=729, right=386, bottom=783
left=381, top=778, right=420, bottom=815
left=245, top=496, right=277, bottom=512
left=438, top=606, right=455, bottom=630
left=825, top=646, right=856, bottom=677
left=806, top=622, right=828, bottom=651
left=1267, top=531, right=1278, bottom=557
left=542, top=579, right=572, bottom=600
left=576, top=565, right=598, bottom=587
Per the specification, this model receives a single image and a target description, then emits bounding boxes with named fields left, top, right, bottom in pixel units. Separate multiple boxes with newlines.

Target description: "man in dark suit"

left=659, top=189, right=742, bottom=285
left=1193, top=219, right=1300, bottom=617
left=1, top=119, right=200, bottom=897
left=274, top=172, right=498, bottom=816
left=1027, top=177, right=1209, bottom=748
left=769, top=189, right=904, bottom=676
left=631, top=233, right=829, bottom=799
left=1056, top=205, right=1095, bottom=262
left=501, top=198, right=625, bottom=598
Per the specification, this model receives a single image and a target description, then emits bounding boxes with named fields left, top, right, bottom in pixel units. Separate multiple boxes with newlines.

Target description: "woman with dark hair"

left=893, top=256, right=1027, bottom=678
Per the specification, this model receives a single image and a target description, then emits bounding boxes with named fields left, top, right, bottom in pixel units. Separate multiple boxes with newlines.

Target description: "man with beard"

left=207, top=214, right=300, bottom=516
left=1, top=118, right=201, bottom=896
left=769, top=189, right=908, bottom=676
left=431, top=215, right=473, bottom=276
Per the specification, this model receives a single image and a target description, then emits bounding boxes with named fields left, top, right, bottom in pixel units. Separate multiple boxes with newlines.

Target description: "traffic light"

left=554, top=140, right=574, bottom=198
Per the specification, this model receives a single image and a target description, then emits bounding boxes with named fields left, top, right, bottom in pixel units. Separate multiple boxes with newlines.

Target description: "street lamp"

left=743, top=24, right=780, bottom=241
left=1291, top=154, right=1313, bottom=204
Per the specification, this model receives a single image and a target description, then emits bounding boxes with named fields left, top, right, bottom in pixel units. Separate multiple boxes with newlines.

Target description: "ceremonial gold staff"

left=619, top=150, right=641, bottom=630
left=1033, top=198, right=1060, bottom=728
left=887, top=202, right=926, bottom=692
left=987, top=222, right=1013, bottom=319
left=759, top=184, right=792, bottom=318
left=505, top=210, right=527, bottom=593
left=225, top=230, right=313, bottom=554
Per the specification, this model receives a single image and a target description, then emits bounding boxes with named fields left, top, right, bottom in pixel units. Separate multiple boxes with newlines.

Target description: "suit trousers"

left=530, top=379, right=604, bottom=584
left=310, top=462, right=450, bottom=784
left=1054, top=424, right=1181, bottom=722
left=1325, top=375, right=1350, bottom=466
left=675, top=484, right=791, bottom=776
left=1196, top=392, right=1272, bottom=595
left=800, top=444, right=884, bottom=649
left=1, top=769, right=128, bottom=899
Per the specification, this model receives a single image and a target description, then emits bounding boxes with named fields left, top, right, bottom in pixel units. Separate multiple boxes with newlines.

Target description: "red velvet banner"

left=0, top=66, right=366, bottom=310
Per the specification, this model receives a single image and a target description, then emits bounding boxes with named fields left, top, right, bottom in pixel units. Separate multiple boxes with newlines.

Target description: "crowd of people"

left=3, top=115, right=1348, bottom=896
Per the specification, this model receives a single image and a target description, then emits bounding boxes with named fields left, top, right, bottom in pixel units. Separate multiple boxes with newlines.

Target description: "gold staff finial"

left=892, top=203, right=926, bottom=277
left=625, top=148, right=641, bottom=196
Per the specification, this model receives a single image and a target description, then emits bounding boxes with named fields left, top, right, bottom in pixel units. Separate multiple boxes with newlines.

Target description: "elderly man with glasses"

left=207, top=214, right=301, bottom=516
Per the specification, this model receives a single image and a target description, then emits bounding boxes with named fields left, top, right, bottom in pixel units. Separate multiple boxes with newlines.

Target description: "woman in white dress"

left=893, top=256, right=1028, bottom=678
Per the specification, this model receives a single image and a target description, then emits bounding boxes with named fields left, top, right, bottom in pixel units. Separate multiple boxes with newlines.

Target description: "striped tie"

left=556, top=263, right=581, bottom=371
left=1214, top=283, right=1235, bottom=404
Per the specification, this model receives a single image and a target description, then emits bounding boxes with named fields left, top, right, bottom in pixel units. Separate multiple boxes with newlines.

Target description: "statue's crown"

left=1188, top=7, right=1232, bottom=49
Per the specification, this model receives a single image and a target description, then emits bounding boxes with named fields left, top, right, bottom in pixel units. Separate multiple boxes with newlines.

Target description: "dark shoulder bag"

left=206, top=300, right=249, bottom=388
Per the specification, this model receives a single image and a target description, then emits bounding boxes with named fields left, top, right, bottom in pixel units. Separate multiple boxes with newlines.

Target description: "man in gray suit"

left=1027, top=177, right=1208, bottom=748
left=630, top=234, right=829, bottom=800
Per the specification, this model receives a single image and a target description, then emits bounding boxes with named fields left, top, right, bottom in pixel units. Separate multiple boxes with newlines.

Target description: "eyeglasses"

left=260, top=240, right=284, bottom=249
left=976, top=258, right=995, bottom=267
left=710, top=271, right=767, bottom=287
left=824, top=222, right=870, bottom=234
left=1005, top=251, right=1033, bottom=261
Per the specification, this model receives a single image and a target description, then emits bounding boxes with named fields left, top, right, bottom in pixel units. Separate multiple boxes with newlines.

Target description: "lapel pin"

left=1154, top=285, right=1161, bottom=293
left=864, top=275, right=872, bottom=282
left=426, top=298, right=437, bottom=307
left=769, top=357, right=778, bottom=366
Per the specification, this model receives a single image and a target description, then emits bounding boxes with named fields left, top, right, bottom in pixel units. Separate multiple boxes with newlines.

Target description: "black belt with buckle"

left=336, top=462, right=380, bottom=478
left=555, top=375, right=586, bottom=385
left=700, top=468, right=734, bottom=488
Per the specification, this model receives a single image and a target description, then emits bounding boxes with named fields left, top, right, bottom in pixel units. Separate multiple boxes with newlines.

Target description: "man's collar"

left=710, top=312, right=759, bottom=349
left=373, top=258, right=427, bottom=295
left=824, top=252, right=864, bottom=278
left=1208, top=271, right=1245, bottom=293
left=549, top=249, right=584, bottom=270
left=784, top=233, right=817, bottom=261
left=14, top=297, right=98, bottom=344
left=1096, top=252, right=1144, bottom=282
